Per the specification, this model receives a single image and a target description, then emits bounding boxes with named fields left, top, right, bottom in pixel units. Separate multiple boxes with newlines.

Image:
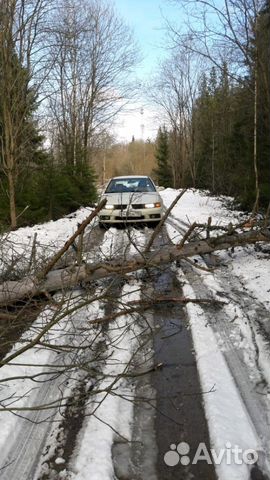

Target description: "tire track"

left=165, top=218, right=270, bottom=478
left=0, top=225, right=109, bottom=480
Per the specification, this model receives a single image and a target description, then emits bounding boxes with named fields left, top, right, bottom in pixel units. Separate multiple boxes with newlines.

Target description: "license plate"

left=121, top=209, right=141, bottom=217
left=128, top=210, right=141, bottom=217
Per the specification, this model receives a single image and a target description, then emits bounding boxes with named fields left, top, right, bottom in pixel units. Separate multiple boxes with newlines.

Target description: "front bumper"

left=98, top=207, right=163, bottom=223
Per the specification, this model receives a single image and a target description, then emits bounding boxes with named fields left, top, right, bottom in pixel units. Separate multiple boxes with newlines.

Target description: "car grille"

left=113, top=204, right=144, bottom=210
left=131, top=204, right=145, bottom=209
left=113, top=204, right=127, bottom=209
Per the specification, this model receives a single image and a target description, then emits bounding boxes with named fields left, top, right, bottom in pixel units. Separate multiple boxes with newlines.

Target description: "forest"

left=152, top=0, right=270, bottom=212
left=0, top=0, right=269, bottom=229
left=0, top=3, right=270, bottom=478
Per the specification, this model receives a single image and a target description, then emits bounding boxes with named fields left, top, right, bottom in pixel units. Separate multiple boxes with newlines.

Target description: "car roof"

left=110, top=175, right=150, bottom=180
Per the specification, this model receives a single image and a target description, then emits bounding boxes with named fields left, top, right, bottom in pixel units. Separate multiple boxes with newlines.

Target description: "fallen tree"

left=0, top=224, right=269, bottom=306
left=0, top=201, right=269, bottom=418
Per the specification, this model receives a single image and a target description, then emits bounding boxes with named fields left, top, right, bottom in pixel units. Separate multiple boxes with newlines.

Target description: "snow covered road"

left=0, top=188, right=269, bottom=480
left=164, top=189, right=270, bottom=480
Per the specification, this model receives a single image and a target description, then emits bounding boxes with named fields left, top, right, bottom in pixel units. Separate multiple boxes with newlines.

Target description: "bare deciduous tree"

left=47, top=0, right=139, bottom=167
left=149, top=48, right=203, bottom=187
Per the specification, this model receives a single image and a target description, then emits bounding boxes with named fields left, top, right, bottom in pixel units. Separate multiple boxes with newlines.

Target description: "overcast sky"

left=112, top=0, right=182, bottom=142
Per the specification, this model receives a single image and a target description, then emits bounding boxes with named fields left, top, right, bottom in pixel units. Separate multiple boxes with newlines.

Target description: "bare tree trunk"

left=2, top=99, right=17, bottom=228
left=253, top=58, right=260, bottom=215
left=211, top=118, right=215, bottom=192
left=7, top=167, right=17, bottom=228
left=0, top=227, right=269, bottom=307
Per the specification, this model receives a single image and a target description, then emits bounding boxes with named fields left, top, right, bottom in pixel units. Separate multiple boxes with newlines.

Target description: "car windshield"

left=105, top=177, right=156, bottom=193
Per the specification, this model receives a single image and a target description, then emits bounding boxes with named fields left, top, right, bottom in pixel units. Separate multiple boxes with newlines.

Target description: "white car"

left=98, top=175, right=164, bottom=227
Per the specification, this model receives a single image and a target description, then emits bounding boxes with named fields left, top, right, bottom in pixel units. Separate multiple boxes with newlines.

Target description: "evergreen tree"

left=189, top=57, right=270, bottom=210
left=0, top=44, right=50, bottom=226
left=0, top=53, right=97, bottom=227
left=192, top=74, right=213, bottom=189
left=153, top=127, right=173, bottom=187
left=0, top=49, right=97, bottom=226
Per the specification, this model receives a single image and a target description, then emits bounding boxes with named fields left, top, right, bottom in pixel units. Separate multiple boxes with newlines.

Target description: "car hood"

left=101, top=191, right=162, bottom=206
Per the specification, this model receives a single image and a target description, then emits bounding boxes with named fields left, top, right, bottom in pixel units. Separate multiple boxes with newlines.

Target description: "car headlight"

left=104, top=204, right=114, bottom=210
left=144, top=202, right=161, bottom=208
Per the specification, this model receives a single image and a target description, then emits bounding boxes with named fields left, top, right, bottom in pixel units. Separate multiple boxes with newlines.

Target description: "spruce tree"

left=153, top=127, right=173, bottom=188
left=0, top=44, right=49, bottom=226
